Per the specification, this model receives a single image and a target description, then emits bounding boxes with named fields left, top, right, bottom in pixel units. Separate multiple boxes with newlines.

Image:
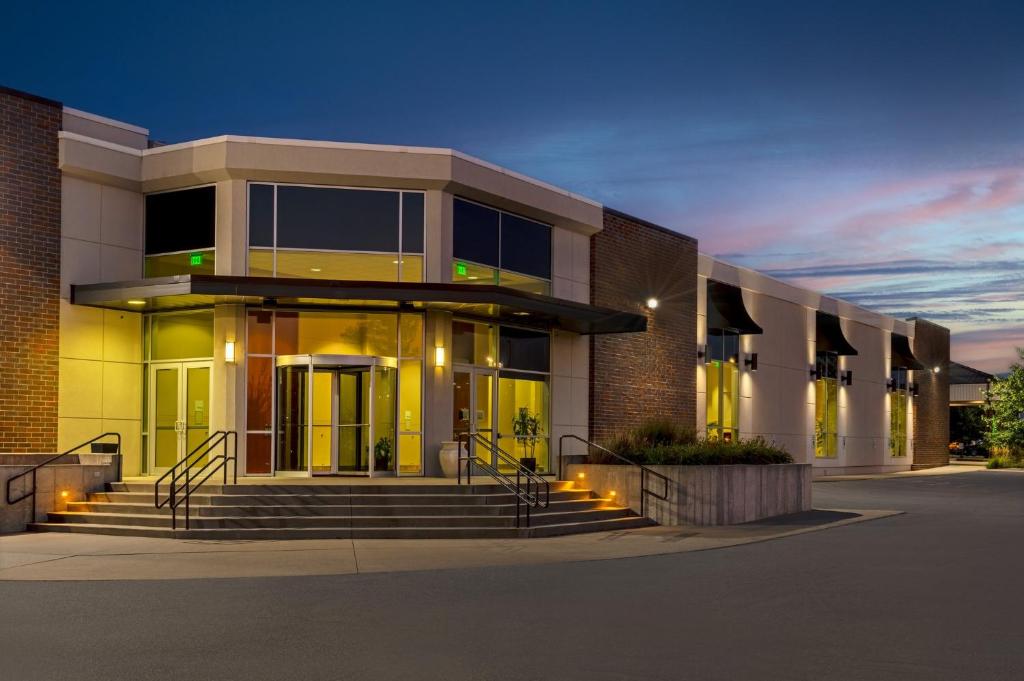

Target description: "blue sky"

left=5, top=0, right=1022, bottom=372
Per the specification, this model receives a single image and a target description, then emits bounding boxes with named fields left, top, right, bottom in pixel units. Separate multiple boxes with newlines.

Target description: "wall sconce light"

left=932, top=366, right=941, bottom=374
left=840, top=370, right=853, bottom=386
left=224, top=340, right=236, bottom=364
left=645, top=297, right=659, bottom=310
left=809, top=365, right=821, bottom=381
left=744, top=353, right=758, bottom=372
left=697, top=344, right=706, bottom=360
left=434, top=346, right=446, bottom=367
left=886, top=378, right=895, bottom=392
left=910, top=382, right=920, bottom=396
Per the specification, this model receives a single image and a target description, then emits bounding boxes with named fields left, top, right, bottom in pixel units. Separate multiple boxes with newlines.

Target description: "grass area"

left=594, top=419, right=794, bottom=466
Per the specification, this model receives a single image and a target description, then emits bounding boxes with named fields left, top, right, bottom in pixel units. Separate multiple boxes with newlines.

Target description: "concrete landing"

left=0, top=507, right=899, bottom=581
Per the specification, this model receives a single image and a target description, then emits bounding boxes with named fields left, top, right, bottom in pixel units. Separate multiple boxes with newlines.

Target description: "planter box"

left=566, top=463, right=812, bottom=526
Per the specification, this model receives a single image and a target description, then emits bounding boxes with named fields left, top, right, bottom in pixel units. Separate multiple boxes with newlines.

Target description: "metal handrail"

left=456, top=432, right=550, bottom=528
left=154, top=430, right=237, bottom=531
left=6, top=432, right=122, bottom=506
left=558, top=434, right=670, bottom=518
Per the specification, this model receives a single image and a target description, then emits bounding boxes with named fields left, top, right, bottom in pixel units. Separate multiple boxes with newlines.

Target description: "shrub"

left=987, top=446, right=1024, bottom=469
left=596, top=420, right=793, bottom=466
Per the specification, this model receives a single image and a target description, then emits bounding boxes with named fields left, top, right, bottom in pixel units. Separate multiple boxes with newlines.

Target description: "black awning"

left=816, top=311, right=858, bottom=355
left=707, top=280, right=762, bottom=335
left=891, top=333, right=925, bottom=370
left=71, top=275, right=645, bottom=335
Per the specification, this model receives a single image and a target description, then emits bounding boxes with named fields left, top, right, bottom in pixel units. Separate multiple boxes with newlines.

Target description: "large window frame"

left=247, top=182, right=426, bottom=283
left=890, top=367, right=910, bottom=457
left=815, top=351, right=840, bottom=458
left=705, top=331, right=740, bottom=442
left=451, top=197, right=552, bottom=295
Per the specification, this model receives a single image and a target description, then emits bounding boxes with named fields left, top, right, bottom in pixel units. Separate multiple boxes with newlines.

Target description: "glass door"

left=149, top=361, right=211, bottom=474
left=453, top=366, right=496, bottom=466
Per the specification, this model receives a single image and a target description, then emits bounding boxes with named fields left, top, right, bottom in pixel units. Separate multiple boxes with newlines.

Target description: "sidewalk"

left=813, top=463, right=986, bottom=482
left=0, top=508, right=899, bottom=581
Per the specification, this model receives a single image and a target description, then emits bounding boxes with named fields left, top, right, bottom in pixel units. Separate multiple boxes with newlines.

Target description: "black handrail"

left=6, top=433, right=122, bottom=506
left=558, top=434, right=670, bottom=518
left=457, top=432, right=550, bottom=528
left=154, top=430, right=237, bottom=531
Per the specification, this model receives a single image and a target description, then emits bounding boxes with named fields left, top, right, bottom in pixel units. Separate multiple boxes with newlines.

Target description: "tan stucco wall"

left=698, top=255, right=915, bottom=474
left=58, top=176, right=144, bottom=472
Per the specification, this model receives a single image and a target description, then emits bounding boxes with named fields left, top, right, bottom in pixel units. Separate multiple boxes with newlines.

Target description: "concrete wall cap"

left=63, top=107, right=149, bottom=136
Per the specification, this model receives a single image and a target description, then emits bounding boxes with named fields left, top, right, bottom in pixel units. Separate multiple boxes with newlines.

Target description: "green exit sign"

left=189, top=252, right=204, bottom=266
left=456, top=262, right=467, bottom=276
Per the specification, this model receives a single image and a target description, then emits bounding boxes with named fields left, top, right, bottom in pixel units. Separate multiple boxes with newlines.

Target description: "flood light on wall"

left=646, top=297, right=659, bottom=310
left=435, top=346, right=446, bottom=367
left=224, top=340, right=236, bottom=363
left=744, top=353, right=758, bottom=372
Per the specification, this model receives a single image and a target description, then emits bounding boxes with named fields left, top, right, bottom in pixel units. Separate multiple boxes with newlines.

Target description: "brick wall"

left=911, top=318, right=950, bottom=468
left=0, top=87, right=61, bottom=452
left=590, top=209, right=698, bottom=441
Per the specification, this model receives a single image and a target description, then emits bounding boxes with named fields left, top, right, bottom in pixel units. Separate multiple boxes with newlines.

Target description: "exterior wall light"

left=224, top=340, right=236, bottom=364
left=840, top=370, right=853, bottom=386
left=933, top=366, right=941, bottom=374
left=697, top=344, right=706, bottom=359
left=577, top=471, right=585, bottom=479
left=886, top=378, right=895, bottom=392
left=909, top=382, right=920, bottom=397
left=435, top=346, right=446, bottom=367
left=609, top=490, right=617, bottom=499
left=60, top=490, right=69, bottom=499
left=646, top=298, right=659, bottom=309
left=809, top=365, right=821, bottom=381
left=744, top=353, right=758, bottom=372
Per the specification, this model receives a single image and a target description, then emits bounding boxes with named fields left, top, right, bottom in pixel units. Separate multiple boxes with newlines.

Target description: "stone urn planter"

left=439, top=441, right=460, bottom=478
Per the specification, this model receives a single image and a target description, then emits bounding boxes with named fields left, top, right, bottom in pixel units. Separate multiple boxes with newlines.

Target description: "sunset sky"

left=5, top=1, right=1021, bottom=373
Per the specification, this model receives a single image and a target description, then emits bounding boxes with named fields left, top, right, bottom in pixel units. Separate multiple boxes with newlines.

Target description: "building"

left=1, top=85, right=951, bottom=483
left=949, top=361, right=994, bottom=457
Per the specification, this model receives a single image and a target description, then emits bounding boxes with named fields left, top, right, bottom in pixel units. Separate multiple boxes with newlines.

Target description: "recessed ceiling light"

left=467, top=276, right=479, bottom=280
left=513, top=311, right=530, bottom=317
left=310, top=267, right=322, bottom=273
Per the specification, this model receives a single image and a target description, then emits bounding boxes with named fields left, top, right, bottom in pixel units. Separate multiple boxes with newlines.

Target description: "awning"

left=816, top=311, right=858, bottom=355
left=891, top=333, right=925, bottom=370
left=707, top=280, right=762, bottom=335
left=71, top=275, right=646, bottom=335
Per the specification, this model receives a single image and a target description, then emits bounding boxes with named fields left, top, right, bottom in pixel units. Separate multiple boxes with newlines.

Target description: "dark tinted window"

left=707, top=331, right=739, bottom=362
left=499, top=326, right=549, bottom=372
left=402, top=193, right=424, bottom=253
left=500, top=214, right=551, bottom=278
left=145, top=186, right=216, bottom=255
left=453, top=199, right=499, bottom=267
left=816, top=351, right=838, bottom=379
left=249, top=184, right=274, bottom=247
left=277, top=186, right=399, bottom=252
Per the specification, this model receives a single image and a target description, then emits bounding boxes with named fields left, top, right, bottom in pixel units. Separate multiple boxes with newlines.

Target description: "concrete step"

left=46, top=507, right=633, bottom=530
left=29, top=514, right=653, bottom=539
left=67, top=498, right=610, bottom=517
left=91, top=490, right=594, bottom=506
left=110, top=481, right=573, bottom=495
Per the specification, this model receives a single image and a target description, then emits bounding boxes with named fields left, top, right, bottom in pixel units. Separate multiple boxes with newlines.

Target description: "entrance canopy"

left=890, top=333, right=925, bottom=370
left=71, top=274, right=646, bottom=335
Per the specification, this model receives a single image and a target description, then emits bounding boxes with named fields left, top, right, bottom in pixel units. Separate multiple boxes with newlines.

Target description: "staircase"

left=28, top=481, right=653, bottom=539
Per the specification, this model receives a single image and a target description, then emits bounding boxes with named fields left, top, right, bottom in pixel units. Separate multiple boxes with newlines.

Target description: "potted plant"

left=512, top=407, right=541, bottom=472
left=374, top=435, right=393, bottom=473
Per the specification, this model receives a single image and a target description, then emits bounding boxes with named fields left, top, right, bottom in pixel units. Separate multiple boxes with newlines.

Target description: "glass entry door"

left=275, top=355, right=396, bottom=476
left=453, top=366, right=496, bottom=465
left=149, top=361, right=211, bottom=474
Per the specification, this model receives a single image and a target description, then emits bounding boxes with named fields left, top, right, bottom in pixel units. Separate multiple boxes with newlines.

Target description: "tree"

left=984, top=348, right=1024, bottom=453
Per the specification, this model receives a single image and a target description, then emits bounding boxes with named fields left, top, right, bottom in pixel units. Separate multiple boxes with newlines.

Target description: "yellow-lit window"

left=890, top=367, right=909, bottom=457
left=706, top=332, right=740, bottom=441
left=815, top=351, right=839, bottom=457
left=496, top=372, right=550, bottom=472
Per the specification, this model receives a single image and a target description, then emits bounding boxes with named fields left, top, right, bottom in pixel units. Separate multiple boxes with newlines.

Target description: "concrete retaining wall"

left=566, top=463, right=812, bottom=526
left=0, top=454, right=120, bottom=532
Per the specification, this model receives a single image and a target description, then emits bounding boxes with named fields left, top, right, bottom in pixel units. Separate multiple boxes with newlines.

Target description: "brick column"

left=589, top=209, right=698, bottom=442
left=0, top=87, right=62, bottom=452
left=910, top=318, right=950, bottom=468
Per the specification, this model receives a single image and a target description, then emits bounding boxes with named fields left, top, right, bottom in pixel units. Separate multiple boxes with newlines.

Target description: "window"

left=496, top=326, right=550, bottom=472
left=815, top=351, right=839, bottom=457
left=706, top=332, right=739, bottom=441
left=452, top=198, right=551, bottom=294
left=247, top=183, right=425, bottom=282
left=145, top=186, right=216, bottom=277
left=890, top=367, right=909, bottom=457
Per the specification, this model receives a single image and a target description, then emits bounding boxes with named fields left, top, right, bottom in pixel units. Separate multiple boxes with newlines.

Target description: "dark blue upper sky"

left=5, top=0, right=1023, bottom=371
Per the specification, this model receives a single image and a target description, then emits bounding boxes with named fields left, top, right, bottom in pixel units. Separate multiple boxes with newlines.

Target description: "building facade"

left=1, top=86, right=950, bottom=479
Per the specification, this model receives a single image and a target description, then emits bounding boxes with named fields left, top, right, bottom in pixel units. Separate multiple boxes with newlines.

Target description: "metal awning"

left=71, top=275, right=646, bottom=335
left=816, top=311, right=858, bottom=356
left=890, top=333, right=925, bottom=370
left=707, top=280, right=762, bottom=335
